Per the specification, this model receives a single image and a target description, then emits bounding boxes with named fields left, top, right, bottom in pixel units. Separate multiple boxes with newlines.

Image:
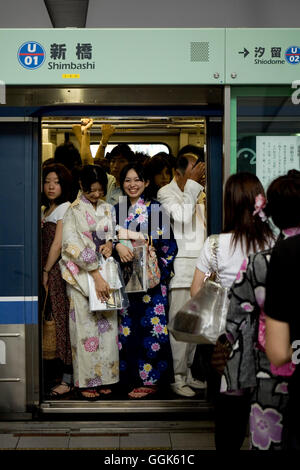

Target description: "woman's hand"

left=99, top=241, right=113, bottom=258
left=91, top=271, right=111, bottom=302
left=101, top=123, right=115, bottom=145
left=118, top=227, right=145, bottom=241
left=116, top=243, right=134, bottom=263
left=81, top=118, right=93, bottom=134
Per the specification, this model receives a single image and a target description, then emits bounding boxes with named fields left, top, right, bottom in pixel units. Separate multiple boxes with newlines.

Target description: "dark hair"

left=78, top=165, right=108, bottom=196
left=175, top=155, right=190, bottom=174
left=42, top=163, right=72, bottom=207
left=119, top=162, right=151, bottom=200
left=42, top=157, right=55, bottom=168
left=177, top=145, right=204, bottom=162
left=109, top=143, right=135, bottom=162
left=223, top=172, right=274, bottom=253
left=265, top=169, right=300, bottom=230
left=154, top=151, right=176, bottom=169
left=133, top=151, right=151, bottom=165
left=145, top=155, right=173, bottom=198
left=54, top=141, right=82, bottom=171
left=175, top=145, right=204, bottom=175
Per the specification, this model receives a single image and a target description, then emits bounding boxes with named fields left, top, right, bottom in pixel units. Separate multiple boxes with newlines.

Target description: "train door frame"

left=0, top=85, right=224, bottom=418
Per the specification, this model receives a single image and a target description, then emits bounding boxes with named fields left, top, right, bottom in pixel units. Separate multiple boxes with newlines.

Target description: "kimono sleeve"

left=61, top=206, right=99, bottom=273
left=225, top=255, right=259, bottom=344
left=150, top=203, right=178, bottom=282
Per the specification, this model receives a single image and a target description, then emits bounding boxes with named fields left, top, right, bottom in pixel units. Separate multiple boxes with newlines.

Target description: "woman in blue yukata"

left=114, top=162, right=178, bottom=399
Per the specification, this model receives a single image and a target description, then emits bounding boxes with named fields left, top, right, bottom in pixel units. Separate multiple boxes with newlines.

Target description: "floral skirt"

left=118, top=282, right=174, bottom=389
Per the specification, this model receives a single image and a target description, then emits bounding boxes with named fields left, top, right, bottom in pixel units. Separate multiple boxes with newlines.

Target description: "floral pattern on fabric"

left=250, top=404, right=282, bottom=450
left=60, top=192, right=119, bottom=389
left=223, top=230, right=300, bottom=450
left=115, top=197, right=177, bottom=388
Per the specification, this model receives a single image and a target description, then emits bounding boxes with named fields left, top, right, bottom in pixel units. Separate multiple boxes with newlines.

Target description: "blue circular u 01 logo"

left=17, top=41, right=46, bottom=69
left=285, top=46, right=300, bottom=65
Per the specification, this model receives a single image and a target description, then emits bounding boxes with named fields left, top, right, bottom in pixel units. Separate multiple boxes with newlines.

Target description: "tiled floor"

left=0, top=421, right=250, bottom=450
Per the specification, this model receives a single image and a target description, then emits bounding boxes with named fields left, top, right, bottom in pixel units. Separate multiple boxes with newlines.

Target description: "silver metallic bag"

left=168, top=235, right=229, bottom=344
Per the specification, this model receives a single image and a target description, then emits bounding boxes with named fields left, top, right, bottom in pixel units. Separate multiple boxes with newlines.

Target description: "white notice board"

left=256, top=136, right=300, bottom=189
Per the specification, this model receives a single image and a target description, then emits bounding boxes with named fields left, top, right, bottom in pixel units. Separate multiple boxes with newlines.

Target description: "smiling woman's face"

left=81, top=181, right=105, bottom=206
left=123, top=169, right=149, bottom=204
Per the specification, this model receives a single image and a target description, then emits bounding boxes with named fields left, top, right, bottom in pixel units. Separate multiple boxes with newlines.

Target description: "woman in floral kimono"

left=223, top=170, right=300, bottom=450
left=60, top=165, right=119, bottom=400
left=114, top=162, right=178, bottom=399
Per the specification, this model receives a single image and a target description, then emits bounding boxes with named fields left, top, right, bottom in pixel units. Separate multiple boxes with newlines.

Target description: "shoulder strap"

left=209, top=234, right=220, bottom=282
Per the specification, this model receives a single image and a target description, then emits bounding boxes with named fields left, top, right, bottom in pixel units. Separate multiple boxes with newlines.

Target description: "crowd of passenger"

left=41, top=118, right=300, bottom=450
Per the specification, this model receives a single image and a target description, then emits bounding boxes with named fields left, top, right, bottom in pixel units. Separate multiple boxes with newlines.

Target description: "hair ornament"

left=253, top=193, right=267, bottom=221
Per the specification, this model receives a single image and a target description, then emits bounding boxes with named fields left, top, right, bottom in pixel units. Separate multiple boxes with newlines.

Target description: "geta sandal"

left=128, top=386, right=158, bottom=399
left=48, top=382, right=72, bottom=399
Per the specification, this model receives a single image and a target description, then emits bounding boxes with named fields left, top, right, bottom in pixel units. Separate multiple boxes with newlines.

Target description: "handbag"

left=118, top=237, right=160, bottom=292
left=210, top=334, right=232, bottom=374
left=146, top=236, right=161, bottom=289
left=168, top=235, right=229, bottom=345
left=42, top=288, right=57, bottom=360
left=88, top=255, right=128, bottom=311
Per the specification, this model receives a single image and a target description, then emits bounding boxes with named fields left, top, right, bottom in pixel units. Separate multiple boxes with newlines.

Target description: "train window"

left=90, top=143, right=170, bottom=158
left=232, top=88, right=300, bottom=189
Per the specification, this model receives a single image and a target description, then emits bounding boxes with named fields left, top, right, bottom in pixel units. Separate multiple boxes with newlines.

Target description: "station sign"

left=1, top=28, right=300, bottom=86
left=226, top=28, right=300, bottom=84
left=0, top=28, right=225, bottom=85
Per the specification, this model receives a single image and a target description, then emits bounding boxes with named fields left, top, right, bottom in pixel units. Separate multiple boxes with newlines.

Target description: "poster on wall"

left=256, top=136, right=300, bottom=189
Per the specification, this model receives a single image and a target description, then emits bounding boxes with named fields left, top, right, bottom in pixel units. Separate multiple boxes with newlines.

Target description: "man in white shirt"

left=157, top=149, right=207, bottom=397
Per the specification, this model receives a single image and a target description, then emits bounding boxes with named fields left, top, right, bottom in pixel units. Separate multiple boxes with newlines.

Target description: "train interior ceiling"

left=41, top=115, right=206, bottom=164
left=40, top=114, right=211, bottom=413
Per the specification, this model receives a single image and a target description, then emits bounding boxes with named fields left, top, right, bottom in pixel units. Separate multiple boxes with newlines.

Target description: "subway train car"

left=0, top=28, right=300, bottom=419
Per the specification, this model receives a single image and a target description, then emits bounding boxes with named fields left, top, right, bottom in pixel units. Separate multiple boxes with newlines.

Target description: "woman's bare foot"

left=98, top=387, right=112, bottom=395
left=78, top=387, right=100, bottom=400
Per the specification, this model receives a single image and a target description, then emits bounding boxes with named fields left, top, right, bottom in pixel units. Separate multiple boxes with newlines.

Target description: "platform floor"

left=0, top=419, right=250, bottom=450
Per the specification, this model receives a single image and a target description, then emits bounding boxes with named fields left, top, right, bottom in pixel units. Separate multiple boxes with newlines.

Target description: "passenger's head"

left=134, top=151, right=150, bottom=165
left=119, top=162, right=150, bottom=204
left=154, top=151, right=176, bottom=170
left=177, top=145, right=205, bottom=163
left=42, top=157, right=55, bottom=169
left=175, top=154, right=198, bottom=191
left=108, top=144, right=135, bottom=182
left=223, top=172, right=274, bottom=253
left=42, top=163, right=72, bottom=207
left=78, top=165, right=108, bottom=206
left=145, top=154, right=173, bottom=197
left=54, top=141, right=82, bottom=171
left=265, top=169, right=300, bottom=230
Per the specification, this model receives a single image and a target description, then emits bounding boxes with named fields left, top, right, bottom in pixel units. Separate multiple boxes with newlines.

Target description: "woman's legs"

left=214, top=392, right=251, bottom=450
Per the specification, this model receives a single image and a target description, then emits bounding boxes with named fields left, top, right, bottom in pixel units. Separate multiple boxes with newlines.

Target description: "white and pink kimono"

left=60, top=192, right=119, bottom=389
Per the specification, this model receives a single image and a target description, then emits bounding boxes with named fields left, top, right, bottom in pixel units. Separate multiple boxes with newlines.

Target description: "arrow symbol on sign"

left=239, top=48, right=250, bottom=58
